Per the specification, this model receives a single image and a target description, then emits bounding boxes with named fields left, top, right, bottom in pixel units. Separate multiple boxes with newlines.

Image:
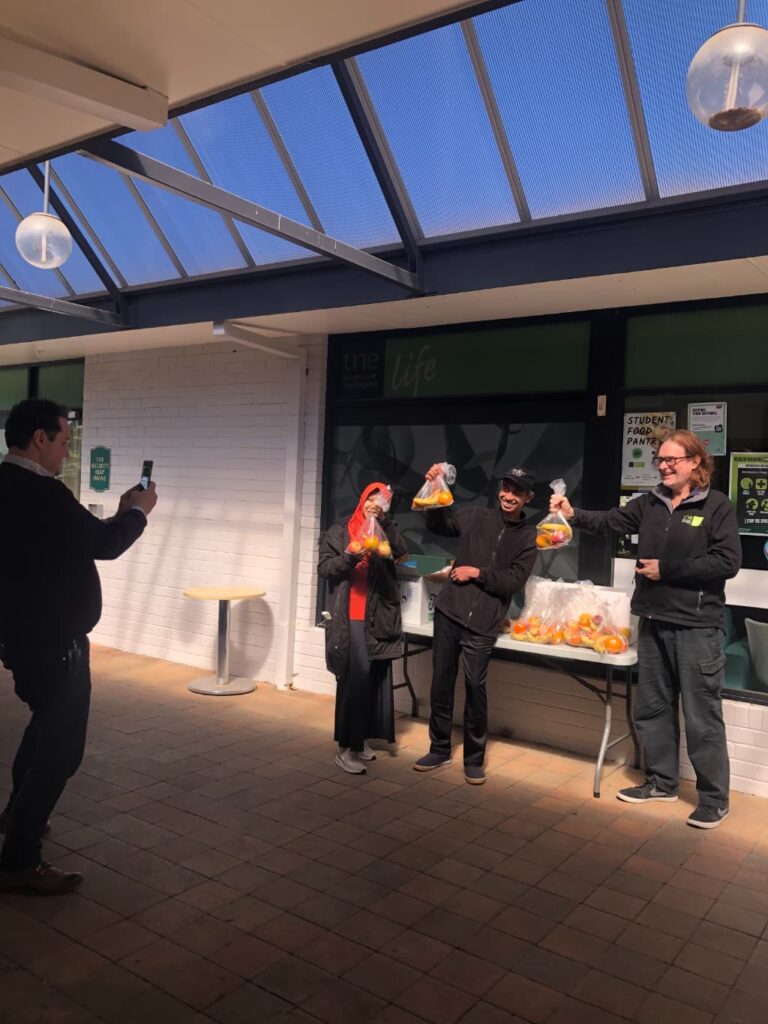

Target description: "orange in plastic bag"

left=412, top=463, right=456, bottom=511
left=346, top=514, right=392, bottom=558
left=536, top=479, right=573, bottom=549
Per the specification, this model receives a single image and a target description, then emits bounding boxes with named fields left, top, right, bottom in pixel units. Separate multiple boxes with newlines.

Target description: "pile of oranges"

left=511, top=610, right=629, bottom=654
left=347, top=537, right=392, bottom=558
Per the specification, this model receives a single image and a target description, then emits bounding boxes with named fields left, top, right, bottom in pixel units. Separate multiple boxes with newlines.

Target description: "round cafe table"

left=183, top=585, right=266, bottom=696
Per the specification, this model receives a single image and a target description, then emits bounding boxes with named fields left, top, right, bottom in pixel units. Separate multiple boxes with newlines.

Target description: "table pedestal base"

left=188, top=676, right=256, bottom=696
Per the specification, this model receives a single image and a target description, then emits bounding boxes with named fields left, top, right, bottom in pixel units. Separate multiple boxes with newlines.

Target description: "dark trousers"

left=334, top=621, right=394, bottom=752
left=1, top=638, right=91, bottom=870
left=429, top=610, right=496, bottom=767
left=636, top=619, right=729, bottom=808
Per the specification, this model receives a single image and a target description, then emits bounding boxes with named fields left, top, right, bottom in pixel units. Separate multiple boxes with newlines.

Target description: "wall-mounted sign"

left=89, top=446, right=111, bottom=493
left=730, top=452, right=768, bottom=536
left=621, top=412, right=676, bottom=488
left=688, top=402, right=727, bottom=456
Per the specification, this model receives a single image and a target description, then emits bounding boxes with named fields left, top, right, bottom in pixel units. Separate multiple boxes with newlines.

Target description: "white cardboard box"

left=399, top=576, right=444, bottom=626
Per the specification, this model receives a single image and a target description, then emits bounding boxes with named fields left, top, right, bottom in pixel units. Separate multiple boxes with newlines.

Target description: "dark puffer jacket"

left=318, top=517, right=408, bottom=678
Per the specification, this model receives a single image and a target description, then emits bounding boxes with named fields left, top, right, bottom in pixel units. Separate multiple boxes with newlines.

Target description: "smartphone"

left=138, top=460, right=153, bottom=491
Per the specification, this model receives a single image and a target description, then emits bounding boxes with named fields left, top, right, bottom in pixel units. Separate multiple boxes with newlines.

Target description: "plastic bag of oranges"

left=536, top=479, right=573, bottom=550
left=411, top=463, right=456, bottom=511
left=346, top=515, right=393, bottom=559
left=592, top=617, right=629, bottom=656
left=510, top=578, right=567, bottom=645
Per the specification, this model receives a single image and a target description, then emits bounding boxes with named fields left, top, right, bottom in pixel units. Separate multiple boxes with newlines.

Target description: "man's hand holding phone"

left=130, top=481, right=157, bottom=517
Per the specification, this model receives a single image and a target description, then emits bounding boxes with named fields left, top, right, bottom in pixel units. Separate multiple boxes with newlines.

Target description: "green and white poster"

left=688, top=401, right=727, bottom=457
left=730, top=452, right=768, bottom=536
left=621, top=411, right=676, bottom=488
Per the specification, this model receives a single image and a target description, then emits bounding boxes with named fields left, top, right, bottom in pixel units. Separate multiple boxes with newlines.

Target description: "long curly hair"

left=658, top=429, right=714, bottom=489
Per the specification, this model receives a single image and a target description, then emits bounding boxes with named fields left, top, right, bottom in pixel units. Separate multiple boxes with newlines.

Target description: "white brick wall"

left=81, top=336, right=768, bottom=798
left=81, top=337, right=327, bottom=685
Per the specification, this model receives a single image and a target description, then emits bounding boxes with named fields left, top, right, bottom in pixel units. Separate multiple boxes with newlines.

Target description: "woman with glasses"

left=550, top=430, right=740, bottom=828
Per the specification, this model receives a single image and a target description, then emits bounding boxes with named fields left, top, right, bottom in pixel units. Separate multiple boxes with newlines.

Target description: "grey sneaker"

left=687, top=805, right=729, bottom=829
left=359, top=742, right=376, bottom=762
left=617, top=782, right=678, bottom=804
left=335, top=749, right=366, bottom=775
left=464, top=766, right=486, bottom=786
left=413, top=752, right=452, bottom=772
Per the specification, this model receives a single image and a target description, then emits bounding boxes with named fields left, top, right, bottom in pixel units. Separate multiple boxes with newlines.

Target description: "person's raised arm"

left=550, top=492, right=649, bottom=538
left=56, top=480, right=155, bottom=561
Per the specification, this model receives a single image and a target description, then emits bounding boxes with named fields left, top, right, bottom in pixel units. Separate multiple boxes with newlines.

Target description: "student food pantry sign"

left=621, top=412, right=676, bottom=488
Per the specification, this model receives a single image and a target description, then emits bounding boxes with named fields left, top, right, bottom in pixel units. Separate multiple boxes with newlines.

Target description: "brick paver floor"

left=1, top=646, right=767, bottom=1024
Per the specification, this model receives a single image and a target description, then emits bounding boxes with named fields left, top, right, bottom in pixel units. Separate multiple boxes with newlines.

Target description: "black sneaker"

left=617, top=782, right=678, bottom=804
left=464, top=766, right=486, bottom=786
left=687, top=805, right=729, bottom=829
left=413, top=752, right=452, bottom=772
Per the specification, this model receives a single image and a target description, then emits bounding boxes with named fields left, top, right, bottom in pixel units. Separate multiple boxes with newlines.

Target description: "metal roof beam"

left=250, top=92, right=325, bottom=234
left=213, top=320, right=302, bottom=358
left=605, top=0, right=659, bottom=201
left=173, top=119, right=255, bottom=268
left=80, top=138, right=422, bottom=292
left=27, top=165, right=121, bottom=302
left=0, top=284, right=123, bottom=326
left=462, top=19, right=531, bottom=223
left=47, top=168, right=128, bottom=289
left=332, top=59, right=424, bottom=283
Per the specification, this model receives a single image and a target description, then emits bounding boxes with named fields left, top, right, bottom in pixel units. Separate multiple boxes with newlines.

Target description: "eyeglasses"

left=652, top=455, right=691, bottom=468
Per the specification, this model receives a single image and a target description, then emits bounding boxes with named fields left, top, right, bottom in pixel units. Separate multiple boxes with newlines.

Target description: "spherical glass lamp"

left=15, top=211, right=72, bottom=269
left=687, top=22, right=768, bottom=131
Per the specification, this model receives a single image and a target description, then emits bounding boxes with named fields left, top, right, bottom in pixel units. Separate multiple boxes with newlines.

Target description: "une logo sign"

left=391, top=344, right=437, bottom=397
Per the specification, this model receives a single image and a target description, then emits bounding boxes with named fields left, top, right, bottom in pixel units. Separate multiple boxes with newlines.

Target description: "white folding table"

left=400, top=621, right=640, bottom=798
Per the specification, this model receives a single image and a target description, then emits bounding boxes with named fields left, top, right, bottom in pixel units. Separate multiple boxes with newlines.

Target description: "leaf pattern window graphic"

left=329, top=421, right=584, bottom=584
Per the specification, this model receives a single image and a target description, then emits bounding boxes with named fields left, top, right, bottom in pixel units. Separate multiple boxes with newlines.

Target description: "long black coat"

left=318, top=517, right=407, bottom=678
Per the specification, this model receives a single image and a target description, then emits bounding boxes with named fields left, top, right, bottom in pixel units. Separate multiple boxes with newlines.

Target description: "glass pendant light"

left=15, top=161, right=73, bottom=269
left=687, top=0, right=768, bottom=131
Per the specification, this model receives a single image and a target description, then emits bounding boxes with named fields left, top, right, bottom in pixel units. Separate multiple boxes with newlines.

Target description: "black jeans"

left=636, top=619, right=729, bottom=808
left=429, top=610, right=496, bottom=767
left=1, top=638, right=91, bottom=870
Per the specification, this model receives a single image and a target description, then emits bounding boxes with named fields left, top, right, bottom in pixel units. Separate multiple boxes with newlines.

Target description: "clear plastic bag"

left=411, top=463, right=457, bottom=511
left=346, top=514, right=392, bottom=558
left=370, top=485, right=393, bottom=514
left=536, top=479, right=574, bottom=550
left=510, top=578, right=567, bottom=645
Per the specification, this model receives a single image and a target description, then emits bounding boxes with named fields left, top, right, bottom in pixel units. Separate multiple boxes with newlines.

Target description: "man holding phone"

left=0, top=399, right=157, bottom=895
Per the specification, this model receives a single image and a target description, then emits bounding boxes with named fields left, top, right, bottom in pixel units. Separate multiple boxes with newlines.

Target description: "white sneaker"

left=359, top=742, right=377, bottom=762
left=335, top=749, right=366, bottom=775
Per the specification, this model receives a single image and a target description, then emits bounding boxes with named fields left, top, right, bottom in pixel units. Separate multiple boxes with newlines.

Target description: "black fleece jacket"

left=426, top=505, right=537, bottom=637
left=573, top=485, right=741, bottom=628
left=0, top=462, right=147, bottom=655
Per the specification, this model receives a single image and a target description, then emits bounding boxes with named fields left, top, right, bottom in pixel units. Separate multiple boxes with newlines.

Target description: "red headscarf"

left=347, top=482, right=392, bottom=541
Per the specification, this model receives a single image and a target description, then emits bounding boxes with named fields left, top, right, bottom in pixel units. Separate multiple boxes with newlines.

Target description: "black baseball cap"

left=500, top=467, right=536, bottom=493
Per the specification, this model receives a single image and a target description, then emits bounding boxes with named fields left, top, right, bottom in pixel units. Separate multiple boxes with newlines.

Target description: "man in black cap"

left=414, top=466, right=537, bottom=784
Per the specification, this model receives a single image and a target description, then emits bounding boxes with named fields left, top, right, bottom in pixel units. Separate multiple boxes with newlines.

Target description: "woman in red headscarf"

left=318, top=483, right=407, bottom=775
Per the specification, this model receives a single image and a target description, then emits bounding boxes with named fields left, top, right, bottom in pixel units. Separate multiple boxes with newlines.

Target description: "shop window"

left=327, top=420, right=585, bottom=582
left=626, top=306, right=768, bottom=389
